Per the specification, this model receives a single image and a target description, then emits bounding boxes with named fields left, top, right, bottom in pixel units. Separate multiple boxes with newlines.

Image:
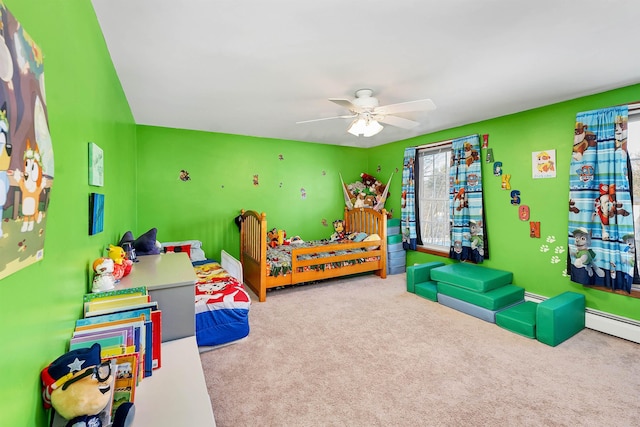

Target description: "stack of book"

left=66, top=286, right=163, bottom=424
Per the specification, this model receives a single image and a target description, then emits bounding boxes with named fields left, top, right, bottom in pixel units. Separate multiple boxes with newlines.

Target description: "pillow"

left=353, top=232, right=368, bottom=242
left=161, top=240, right=207, bottom=262
left=134, top=228, right=161, bottom=255
left=163, top=244, right=191, bottom=258
left=363, top=233, right=381, bottom=250
left=118, top=230, right=134, bottom=246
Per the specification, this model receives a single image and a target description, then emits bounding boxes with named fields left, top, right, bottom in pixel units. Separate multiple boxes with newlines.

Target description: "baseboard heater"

left=524, top=292, right=640, bottom=344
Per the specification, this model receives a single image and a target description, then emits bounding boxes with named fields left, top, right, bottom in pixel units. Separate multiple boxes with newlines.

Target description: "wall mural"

left=0, top=4, right=54, bottom=280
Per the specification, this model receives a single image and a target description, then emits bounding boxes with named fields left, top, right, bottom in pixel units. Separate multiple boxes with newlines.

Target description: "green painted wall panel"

left=136, top=125, right=368, bottom=260
left=0, top=1, right=137, bottom=425
left=370, top=84, right=640, bottom=320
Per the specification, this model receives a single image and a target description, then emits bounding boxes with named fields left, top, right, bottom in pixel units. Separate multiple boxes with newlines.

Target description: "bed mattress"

left=193, top=259, right=251, bottom=347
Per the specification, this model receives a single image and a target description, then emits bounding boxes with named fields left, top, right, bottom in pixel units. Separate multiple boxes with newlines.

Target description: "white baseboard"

left=524, top=292, right=640, bottom=344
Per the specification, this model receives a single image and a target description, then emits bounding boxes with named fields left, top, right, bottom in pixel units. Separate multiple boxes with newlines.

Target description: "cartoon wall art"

left=510, top=190, right=520, bottom=205
left=179, top=169, right=190, bottom=181
left=0, top=4, right=55, bottom=281
left=532, top=149, right=556, bottom=179
left=518, top=205, right=530, bottom=221
left=252, top=174, right=259, bottom=186
left=485, top=148, right=493, bottom=163
left=501, top=174, right=511, bottom=190
left=88, top=142, right=103, bottom=186
left=530, top=221, right=540, bottom=238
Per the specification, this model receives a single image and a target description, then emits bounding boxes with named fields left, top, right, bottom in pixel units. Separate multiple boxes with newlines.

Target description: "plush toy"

left=107, top=245, right=133, bottom=281
left=331, top=219, right=345, bottom=241
left=41, top=343, right=135, bottom=427
left=267, top=228, right=279, bottom=248
left=91, top=257, right=115, bottom=293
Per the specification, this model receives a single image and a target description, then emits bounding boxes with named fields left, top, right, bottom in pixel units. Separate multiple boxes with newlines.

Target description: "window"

left=626, top=108, right=640, bottom=290
left=416, top=143, right=452, bottom=252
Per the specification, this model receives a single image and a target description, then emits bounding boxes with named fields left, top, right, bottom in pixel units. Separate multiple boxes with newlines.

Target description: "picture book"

left=83, top=300, right=158, bottom=318
left=82, top=286, right=148, bottom=303
left=76, top=307, right=152, bottom=328
left=151, top=309, right=162, bottom=369
left=74, top=325, right=135, bottom=348
left=108, top=352, right=139, bottom=418
left=69, top=331, right=126, bottom=352
left=84, top=294, right=151, bottom=314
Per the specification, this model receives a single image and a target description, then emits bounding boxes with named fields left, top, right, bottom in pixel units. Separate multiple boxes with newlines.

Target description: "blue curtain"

left=568, top=106, right=635, bottom=293
left=449, top=134, right=486, bottom=263
left=401, top=147, right=417, bottom=250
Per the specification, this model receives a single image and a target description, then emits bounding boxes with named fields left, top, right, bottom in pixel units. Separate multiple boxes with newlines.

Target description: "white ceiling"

left=91, top=0, right=640, bottom=148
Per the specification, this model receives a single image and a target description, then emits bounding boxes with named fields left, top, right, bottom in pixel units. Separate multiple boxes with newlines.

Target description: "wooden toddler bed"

left=240, top=207, right=387, bottom=302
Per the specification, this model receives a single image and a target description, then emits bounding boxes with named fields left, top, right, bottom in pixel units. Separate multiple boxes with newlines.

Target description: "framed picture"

left=89, top=142, right=104, bottom=186
left=532, top=149, right=556, bottom=179
left=89, top=193, right=105, bottom=235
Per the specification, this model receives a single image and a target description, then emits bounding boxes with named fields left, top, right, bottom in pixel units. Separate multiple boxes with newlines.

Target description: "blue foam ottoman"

left=536, top=292, right=585, bottom=347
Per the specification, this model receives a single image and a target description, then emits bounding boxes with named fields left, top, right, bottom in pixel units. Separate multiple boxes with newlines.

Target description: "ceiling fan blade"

left=376, top=115, right=420, bottom=129
left=375, top=99, right=436, bottom=115
left=296, top=114, right=357, bottom=124
left=329, top=98, right=363, bottom=113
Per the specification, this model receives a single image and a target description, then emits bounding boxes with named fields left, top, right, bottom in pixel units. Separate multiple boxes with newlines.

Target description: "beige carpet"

left=200, top=274, right=640, bottom=427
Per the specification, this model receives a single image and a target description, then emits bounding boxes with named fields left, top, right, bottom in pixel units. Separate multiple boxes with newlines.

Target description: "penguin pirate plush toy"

left=41, top=343, right=135, bottom=427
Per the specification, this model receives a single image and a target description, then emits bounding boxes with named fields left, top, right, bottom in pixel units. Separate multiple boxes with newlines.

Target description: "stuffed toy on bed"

left=331, top=219, right=346, bottom=241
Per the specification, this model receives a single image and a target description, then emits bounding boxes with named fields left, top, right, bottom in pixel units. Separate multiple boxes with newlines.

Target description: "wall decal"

left=493, top=161, right=502, bottom=176
left=482, top=134, right=489, bottom=148
left=519, top=205, right=530, bottom=221
left=300, top=188, right=306, bottom=199
left=278, top=154, right=284, bottom=160
left=485, top=148, right=494, bottom=163
left=501, top=174, right=511, bottom=190
left=510, top=190, right=520, bottom=205
left=179, top=169, right=190, bottom=181
left=252, top=174, right=259, bottom=186
left=0, top=4, right=54, bottom=280
left=532, top=149, right=556, bottom=179
left=530, top=221, right=541, bottom=238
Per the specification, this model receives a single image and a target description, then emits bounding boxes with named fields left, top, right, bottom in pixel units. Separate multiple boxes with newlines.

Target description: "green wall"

left=1, top=1, right=638, bottom=425
left=136, top=125, right=368, bottom=260
left=0, top=1, right=137, bottom=425
left=369, top=83, right=640, bottom=320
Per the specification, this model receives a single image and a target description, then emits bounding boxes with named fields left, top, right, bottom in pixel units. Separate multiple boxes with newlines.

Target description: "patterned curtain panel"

left=568, top=105, right=635, bottom=293
left=449, top=134, right=486, bottom=263
left=401, top=147, right=417, bottom=250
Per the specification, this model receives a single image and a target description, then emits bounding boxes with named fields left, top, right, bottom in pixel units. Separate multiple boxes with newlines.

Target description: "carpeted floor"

left=199, top=273, right=640, bottom=427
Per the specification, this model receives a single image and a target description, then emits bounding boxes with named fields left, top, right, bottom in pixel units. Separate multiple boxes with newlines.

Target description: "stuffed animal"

left=107, top=245, right=133, bottom=281
left=331, top=220, right=345, bottom=241
left=267, top=228, right=279, bottom=248
left=91, top=257, right=115, bottom=293
left=40, top=343, right=135, bottom=427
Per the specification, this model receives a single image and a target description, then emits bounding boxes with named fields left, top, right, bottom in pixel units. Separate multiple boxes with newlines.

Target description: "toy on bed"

left=331, top=219, right=346, bottom=241
left=40, top=343, right=135, bottom=427
left=160, top=240, right=251, bottom=348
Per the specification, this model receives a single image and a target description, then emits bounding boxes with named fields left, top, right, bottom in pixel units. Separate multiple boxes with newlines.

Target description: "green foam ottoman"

left=406, top=262, right=445, bottom=294
left=437, top=282, right=524, bottom=311
left=495, top=301, right=537, bottom=339
left=536, top=292, right=585, bottom=347
left=415, top=281, right=438, bottom=301
left=430, top=263, right=513, bottom=293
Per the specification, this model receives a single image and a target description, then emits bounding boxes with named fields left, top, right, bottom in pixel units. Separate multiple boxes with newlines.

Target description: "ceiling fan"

left=296, top=89, right=436, bottom=137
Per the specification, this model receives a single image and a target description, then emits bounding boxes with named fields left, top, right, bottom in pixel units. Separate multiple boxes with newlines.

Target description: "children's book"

left=84, top=300, right=158, bottom=318
left=83, top=286, right=148, bottom=303
left=69, top=331, right=126, bottom=352
left=74, top=325, right=135, bottom=348
left=84, top=294, right=151, bottom=314
left=76, top=307, right=152, bottom=328
left=151, top=309, right=162, bottom=369
left=107, top=352, right=139, bottom=418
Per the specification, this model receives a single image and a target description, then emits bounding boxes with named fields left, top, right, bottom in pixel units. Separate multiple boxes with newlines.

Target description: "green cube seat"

left=536, top=292, right=585, bottom=347
left=406, top=262, right=445, bottom=294
left=415, top=281, right=438, bottom=301
left=430, top=263, right=513, bottom=293
left=437, top=282, right=524, bottom=311
left=495, top=301, right=537, bottom=339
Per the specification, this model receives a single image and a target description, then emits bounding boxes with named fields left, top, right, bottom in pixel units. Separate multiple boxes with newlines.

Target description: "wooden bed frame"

left=240, top=207, right=388, bottom=302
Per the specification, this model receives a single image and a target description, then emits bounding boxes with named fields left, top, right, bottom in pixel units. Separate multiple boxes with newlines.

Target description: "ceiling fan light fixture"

left=347, top=118, right=384, bottom=137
